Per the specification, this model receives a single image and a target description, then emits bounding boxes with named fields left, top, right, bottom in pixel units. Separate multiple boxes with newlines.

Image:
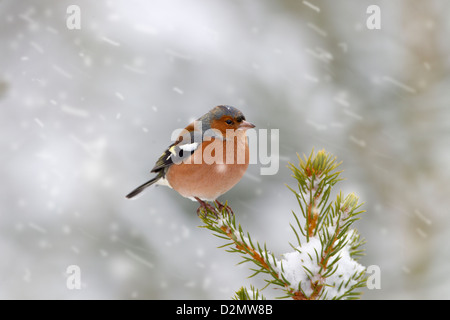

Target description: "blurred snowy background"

left=1, top=0, right=450, bottom=299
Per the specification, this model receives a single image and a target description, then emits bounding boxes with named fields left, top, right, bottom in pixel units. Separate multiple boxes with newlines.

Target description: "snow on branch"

left=198, top=149, right=368, bottom=300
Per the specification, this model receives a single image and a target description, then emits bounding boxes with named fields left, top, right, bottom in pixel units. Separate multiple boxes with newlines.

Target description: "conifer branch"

left=198, top=149, right=368, bottom=300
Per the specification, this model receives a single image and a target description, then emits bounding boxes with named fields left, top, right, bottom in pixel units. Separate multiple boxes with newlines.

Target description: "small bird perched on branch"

left=126, top=105, right=255, bottom=216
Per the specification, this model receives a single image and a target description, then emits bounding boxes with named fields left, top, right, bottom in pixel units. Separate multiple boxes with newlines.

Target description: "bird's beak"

left=238, top=120, right=256, bottom=130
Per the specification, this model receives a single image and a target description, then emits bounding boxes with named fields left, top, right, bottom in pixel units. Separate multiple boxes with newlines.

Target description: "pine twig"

left=198, top=149, right=368, bottom=300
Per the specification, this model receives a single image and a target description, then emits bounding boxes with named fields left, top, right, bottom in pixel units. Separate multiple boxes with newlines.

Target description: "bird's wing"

left=150, top=129, right=201, bottom=173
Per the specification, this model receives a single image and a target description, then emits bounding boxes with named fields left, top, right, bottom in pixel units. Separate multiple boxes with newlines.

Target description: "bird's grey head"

left=198, top=105, right=246, bottom=131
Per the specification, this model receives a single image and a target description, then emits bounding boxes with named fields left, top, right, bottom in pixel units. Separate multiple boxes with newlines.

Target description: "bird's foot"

left=195, top=197, right=218, bottom=218
left=215, top=200, right=234, bottom=216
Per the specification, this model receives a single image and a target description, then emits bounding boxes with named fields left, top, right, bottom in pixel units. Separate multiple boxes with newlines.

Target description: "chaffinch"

left=126, top=105, right=255, bottom=216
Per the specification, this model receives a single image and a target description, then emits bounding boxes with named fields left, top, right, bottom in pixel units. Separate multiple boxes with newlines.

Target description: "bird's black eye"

left=225, top=119, right=233, bottom=125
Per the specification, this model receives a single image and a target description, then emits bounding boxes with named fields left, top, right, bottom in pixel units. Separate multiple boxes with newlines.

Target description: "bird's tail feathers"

left=126, top=173, right=163, bottom=199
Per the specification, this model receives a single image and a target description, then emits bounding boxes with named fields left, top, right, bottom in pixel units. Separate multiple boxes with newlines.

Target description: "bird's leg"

left=195, top=197, right=218, bottom=218
left=215, top=200, right=234, bottom=216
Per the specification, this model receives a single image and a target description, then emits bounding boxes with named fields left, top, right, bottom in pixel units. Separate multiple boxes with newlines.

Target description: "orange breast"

left=166, top=132, right=250, bottom=201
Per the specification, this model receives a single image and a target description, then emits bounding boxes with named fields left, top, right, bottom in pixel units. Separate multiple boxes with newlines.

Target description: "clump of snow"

left=276, top=232, right=365, bottom=299
left=324, top=243, right=365, bottom=298
left=276, top=237, right=322, bottom=297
